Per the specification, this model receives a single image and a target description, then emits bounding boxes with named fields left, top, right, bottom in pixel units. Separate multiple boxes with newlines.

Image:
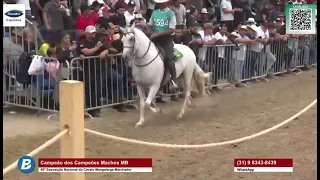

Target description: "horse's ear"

left=130, top=23, right=135, bottom=32
left=119, top=26, right=125, bottom=33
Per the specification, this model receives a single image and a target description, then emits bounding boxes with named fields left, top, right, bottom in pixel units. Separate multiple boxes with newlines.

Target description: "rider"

left=147, top=0, right=178, bottom=89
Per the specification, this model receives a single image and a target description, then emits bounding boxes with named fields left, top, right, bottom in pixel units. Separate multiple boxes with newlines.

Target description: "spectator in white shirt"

left=124, top=1, right=136, bottom=26
left=213, top=24, right=231, bottom=86
left=193, top=23, right=217, bottom=78
left=229, top=25, right=256, bottom=86
left=256, top=22, right=276, bottom=77
left=244, top=24, right=262, bottom=78
left=220, top=0, right=242, bottom=32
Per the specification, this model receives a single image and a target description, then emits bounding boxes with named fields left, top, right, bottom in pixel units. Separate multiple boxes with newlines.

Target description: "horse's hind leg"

left=135, top=86, right=146, bottom=127
left=146, top=85, right=161, bottom=113
left=177, top=70, right=192, bottom=120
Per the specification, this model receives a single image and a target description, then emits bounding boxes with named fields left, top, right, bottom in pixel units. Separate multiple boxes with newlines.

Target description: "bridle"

left=122, top=31, right=160, bottom=67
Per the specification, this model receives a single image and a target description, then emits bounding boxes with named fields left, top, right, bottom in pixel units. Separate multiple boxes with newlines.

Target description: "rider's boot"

left=167, top=59, right=178, bottom=89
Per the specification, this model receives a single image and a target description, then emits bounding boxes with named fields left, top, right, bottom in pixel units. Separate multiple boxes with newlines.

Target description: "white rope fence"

left=3, top=129, right=69, bottom=175
left=85, top=99, right=317, bottom=149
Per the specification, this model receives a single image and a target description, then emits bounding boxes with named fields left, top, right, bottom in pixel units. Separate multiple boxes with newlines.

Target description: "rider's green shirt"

left=151, top=9, right=175, bottom=33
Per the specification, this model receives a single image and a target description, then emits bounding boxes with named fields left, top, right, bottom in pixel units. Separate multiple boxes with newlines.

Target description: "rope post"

left=59, top=80, right=85, bottom=180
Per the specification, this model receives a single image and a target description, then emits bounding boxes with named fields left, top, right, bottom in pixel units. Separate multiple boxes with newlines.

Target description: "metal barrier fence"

left=3, top=36, right=317, bottom=118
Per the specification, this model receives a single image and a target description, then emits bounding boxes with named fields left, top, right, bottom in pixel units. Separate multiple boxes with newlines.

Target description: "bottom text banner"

left=234, top=167, right=293, bottom=173
left=38, top=167, right=152, bottom=173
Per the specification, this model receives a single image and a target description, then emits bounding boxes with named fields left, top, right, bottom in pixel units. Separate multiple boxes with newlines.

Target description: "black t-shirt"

left=109, top=14, right=126, bottom=28
left=56, top=47, right=76, bottom=63
left=79, top=39, right=104, bottom=73
left=96, top=17, right=110, bottom=29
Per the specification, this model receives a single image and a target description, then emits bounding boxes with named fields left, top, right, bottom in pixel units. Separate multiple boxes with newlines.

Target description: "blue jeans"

left=308, top=47, right=317, bottom=65
left=243, top=51, right=258, bottom=79
left=232, top=59, right=245, bottom=82
left=102, top=66, right=125, bottom=103
left=298, top=44, right=310, bottom=66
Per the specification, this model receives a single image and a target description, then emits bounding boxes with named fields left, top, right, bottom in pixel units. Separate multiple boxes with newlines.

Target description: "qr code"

left=289, top=8, right=312, bottom=31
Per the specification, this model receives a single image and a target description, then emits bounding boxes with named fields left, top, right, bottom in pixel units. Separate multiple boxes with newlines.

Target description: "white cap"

left=246, top=18, right=256, bottom=24
left=230, top=32, right=239, bottom=37
left=85, top=25, right=96, bottom=33
left=201, top=8, right=209, bottom=14
left=249, top=24, right=258, bottom=32
left=240, top=25, right=247, bottom=30
left=134, top=13, right=143, bottom=19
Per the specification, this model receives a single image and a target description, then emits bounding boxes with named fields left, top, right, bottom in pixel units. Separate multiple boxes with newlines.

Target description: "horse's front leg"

left=145, top=85, right=161, bottom=113
left=135, top=86, right=146, bottom=127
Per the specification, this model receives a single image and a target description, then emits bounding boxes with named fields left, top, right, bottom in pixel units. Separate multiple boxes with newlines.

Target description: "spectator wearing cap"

left=110, top=3, right=127, bottom=27
left=186, top=5, right=198, bottom=28
left=78, top=25, right=110, bottom=117
left=124, top=1, right=136, bottom=26
left=90, top=1, right=104, bottom=24
left=130, top=13, right=147, bottom=32
left=198, top=8, right=211, bottom=25
left=244, top=23, right=266, bottom=78
left=76, top=4, right=95, bottom=40
left=105, top=23, right=118, bottom=43
left=96, top=6, right=112, bottom=29
left=170, top=0, right=186, bottom=29
left=42, top=0, right=69, bottom=41
left=220, top=0, right=242, bottom=32
left=229, top=26, right=254, bottom=86
left=246, top=18, right=256, bottom=26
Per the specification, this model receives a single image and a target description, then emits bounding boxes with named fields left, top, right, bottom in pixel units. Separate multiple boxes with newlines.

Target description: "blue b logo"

left=18, top=156, right=35, bottom=174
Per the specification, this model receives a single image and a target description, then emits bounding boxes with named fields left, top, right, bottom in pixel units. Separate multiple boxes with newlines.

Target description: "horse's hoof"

left=135, top=123, right=144, bottom=128
left=156, top=107, right=162, bottom=113
left=151, top=107, right=161, bottom=113
left=176, top=114, right=183, bottom=120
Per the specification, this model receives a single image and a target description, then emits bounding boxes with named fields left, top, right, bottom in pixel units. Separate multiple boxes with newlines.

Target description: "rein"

left=123, top=32, right=161, bottom=67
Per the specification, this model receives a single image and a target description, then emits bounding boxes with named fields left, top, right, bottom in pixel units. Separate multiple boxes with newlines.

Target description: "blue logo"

left=5, top=10, right=23, bottom=18
left=18, top=156, right=35, bottom=174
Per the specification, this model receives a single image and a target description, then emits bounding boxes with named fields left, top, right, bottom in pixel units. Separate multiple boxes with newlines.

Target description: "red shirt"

left=76, top=15, right=95, bottom=39
left=106, top=36, right=113, bottom=43
left=90, top=11, right=99, bottom=24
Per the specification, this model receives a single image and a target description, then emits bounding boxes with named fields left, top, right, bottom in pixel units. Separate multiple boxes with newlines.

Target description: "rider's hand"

left=149, top=33, right=159, bottom=40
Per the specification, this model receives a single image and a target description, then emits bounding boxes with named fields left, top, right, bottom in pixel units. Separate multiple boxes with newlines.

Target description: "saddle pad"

left=173, top=48, right=183, bottom=61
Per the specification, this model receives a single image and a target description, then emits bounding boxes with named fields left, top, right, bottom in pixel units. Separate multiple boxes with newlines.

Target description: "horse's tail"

left=191, top=63, right=211, bottom=97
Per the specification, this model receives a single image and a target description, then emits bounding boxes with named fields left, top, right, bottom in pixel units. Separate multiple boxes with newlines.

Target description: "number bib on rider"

left=151, top=9, right=175, bottom=33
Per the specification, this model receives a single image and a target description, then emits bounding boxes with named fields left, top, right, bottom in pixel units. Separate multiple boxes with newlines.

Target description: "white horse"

left=120, top=26, right=210, bottom=127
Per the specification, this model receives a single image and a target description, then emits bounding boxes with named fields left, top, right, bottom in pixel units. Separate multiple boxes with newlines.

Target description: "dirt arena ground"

left=3, top=70, right=317, bottom=180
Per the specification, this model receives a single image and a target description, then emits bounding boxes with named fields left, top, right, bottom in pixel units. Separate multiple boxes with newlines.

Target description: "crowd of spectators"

left=3, top=0, right=317, bottom=117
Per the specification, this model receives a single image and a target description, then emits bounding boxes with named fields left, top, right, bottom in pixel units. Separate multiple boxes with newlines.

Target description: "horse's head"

left=120, top=25, right=137, bottom=59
